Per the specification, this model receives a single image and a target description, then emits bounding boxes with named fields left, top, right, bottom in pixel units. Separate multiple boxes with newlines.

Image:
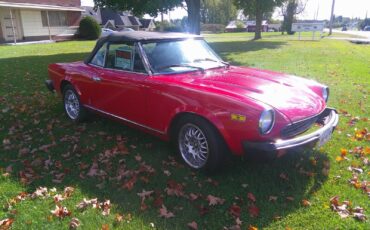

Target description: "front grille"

left=281, top=114, right=320, bottom=139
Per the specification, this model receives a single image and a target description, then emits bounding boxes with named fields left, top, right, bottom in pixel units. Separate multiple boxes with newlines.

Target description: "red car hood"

left=181, top=67, right=326, bottom=122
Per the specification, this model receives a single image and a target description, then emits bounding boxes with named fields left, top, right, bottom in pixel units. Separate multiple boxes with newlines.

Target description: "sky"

left=81, top=0, right=370, bottom=21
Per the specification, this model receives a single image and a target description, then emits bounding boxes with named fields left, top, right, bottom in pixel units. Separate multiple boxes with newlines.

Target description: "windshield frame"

left=138, top=38, right=226, bottom=75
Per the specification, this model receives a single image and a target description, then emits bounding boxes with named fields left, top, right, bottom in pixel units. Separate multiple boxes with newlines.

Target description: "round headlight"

left=322, top=87, right=329, bottom=102
left=259, top=109, right=275, bottom=134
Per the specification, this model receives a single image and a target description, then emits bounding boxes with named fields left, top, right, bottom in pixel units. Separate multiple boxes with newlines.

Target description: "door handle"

left=92, top=76, right=101, bottom=82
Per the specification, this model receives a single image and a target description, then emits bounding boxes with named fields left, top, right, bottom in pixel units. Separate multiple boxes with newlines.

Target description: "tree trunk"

left=254, top=2, right=262, bottom=40
left=186, top=0, right=201, bottom=35
left=286, top=1, right=296, bottom=35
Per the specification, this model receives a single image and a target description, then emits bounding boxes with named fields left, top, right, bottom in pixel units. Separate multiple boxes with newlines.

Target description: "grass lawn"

left=0, top=32, right=369, bottom=229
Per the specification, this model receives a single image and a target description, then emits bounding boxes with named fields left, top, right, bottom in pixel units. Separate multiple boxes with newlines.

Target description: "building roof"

left=128, top=16, right=140, bottom=26
left=82, top=6, right=102, bottom=23
left=139, top=19, right=155, bottom=28
left=0, top=1, right=84, bottom=11
left=85, top=31, right=202, bottom=64
left=99, top=8, right=142, bottom=27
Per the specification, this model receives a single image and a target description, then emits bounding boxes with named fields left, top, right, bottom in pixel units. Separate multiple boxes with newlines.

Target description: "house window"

left=41, top=11, right=68, bottom=27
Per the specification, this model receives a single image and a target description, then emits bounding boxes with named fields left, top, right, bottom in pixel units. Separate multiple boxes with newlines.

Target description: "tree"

left=234, top=0, right=286, bottom=40
left=93, top=0, right=202, bottom=34
left=280, top=0, right=307, bottom=34
left=201, top=0, right=237, bottom=25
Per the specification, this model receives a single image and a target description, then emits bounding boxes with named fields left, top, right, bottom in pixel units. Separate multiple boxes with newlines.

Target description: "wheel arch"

left=167, top=111, right=231, bottom=151
left=60, top=80, right=71, bottom=93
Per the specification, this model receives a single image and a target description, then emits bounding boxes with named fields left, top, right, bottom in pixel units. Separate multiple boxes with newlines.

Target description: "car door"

left=91, top=42, right=149, bottom=125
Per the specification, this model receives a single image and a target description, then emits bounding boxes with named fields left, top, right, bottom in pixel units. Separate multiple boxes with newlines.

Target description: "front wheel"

left=175, top=115, right=228, bottom=173
left=62, top=85, right=87, bottom=122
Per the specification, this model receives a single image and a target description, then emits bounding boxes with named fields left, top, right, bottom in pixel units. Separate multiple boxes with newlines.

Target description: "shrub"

left=155, top=21, right=185, bottom=32
left=78, top=16, right=101, bottom=40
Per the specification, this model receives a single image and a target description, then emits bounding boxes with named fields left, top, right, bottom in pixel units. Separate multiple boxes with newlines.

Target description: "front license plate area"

left=317, top=128, right=333, bottom=148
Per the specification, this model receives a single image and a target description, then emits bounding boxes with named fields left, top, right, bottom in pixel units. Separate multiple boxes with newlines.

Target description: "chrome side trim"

left=84, top=105, right=165, bottom=135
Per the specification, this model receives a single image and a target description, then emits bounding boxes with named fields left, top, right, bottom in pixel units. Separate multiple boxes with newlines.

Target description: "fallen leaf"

left=64, top=187, right=75, bottom=197
left=248, top=225, right=258, bottom=230
left=0, top=218, right=14, bottom=229
left=51, top=205, right=71, bottom=218
left=187, top=221, right=198, bottom=230
left=165, top=180, right=185, bottom=197
left=76, top=198, right=98, bottom=210
left=115, top=214, right=124, bottom=223
left=279, top=173, right=289, bottom=181
left=207, top=195, right=225, bottom=206
left=69, top=218, right=80, bottom=229
left=229, top=204, right=242, bottom=218
left=301, top=199, right=311, bottom=207
left=159, top=205, right=175, bottom=218
left=248, top=204, right=260, bottom=218
left=137, top=190, right=154, bottom=200
left=163, top=170, right=171, bottom=176
left=53, top=194, right=65, bottom=203
left=189, top=193, right=199, bottom=201
left=31, top=187, right=48, bottom=199
left=269, top=196, right=278, bottom=202
left=247, top=192, right=256, bottom=202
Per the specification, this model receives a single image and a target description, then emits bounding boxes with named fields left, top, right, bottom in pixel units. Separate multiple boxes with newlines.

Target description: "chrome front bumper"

left=243, top=108, right=339, bottom=152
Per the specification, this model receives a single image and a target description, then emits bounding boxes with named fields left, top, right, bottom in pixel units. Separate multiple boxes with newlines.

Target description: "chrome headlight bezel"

left=322, top=87, right=329, bottom=102
left=259, top=109, right=275, bottom=135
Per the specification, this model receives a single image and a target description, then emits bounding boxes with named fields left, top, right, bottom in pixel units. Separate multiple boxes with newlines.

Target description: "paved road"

left=332, top=29, right=370, bottom=39
left=323, top=29, right=370, bottom=43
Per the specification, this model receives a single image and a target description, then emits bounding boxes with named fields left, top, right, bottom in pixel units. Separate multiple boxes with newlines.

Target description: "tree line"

left=93, top=0, right=306, bottom=40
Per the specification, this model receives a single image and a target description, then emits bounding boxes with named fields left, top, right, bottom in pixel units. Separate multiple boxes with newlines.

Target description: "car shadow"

left=0, top=52, right=328, bottom=229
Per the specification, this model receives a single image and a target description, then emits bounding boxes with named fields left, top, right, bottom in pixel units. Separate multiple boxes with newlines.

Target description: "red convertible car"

left=46, top=31, right=339, bottom=172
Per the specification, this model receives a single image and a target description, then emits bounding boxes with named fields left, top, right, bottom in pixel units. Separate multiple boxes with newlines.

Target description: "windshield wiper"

left=156, top=64, right=205, bottom=73
left=193, top=58, right=230, bottom=68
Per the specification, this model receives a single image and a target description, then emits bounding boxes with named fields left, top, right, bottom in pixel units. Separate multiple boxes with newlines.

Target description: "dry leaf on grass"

left=248, top=204, right=260, bottom=218
left=247, top=192, right=256, bottom=202
left=187, top=221, right=198, bottom=230
left=207, top=195, right=225, bottom=206
left=159, top=205, right=175, bottom=218
left=51, top=205, right=71, bottom=218
left=69, top=218, right=80, bottom=229
left=0, top=218, right=14, bottom=229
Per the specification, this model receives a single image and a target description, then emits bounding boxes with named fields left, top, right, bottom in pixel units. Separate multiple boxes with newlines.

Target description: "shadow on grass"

left=209, top=40, right=287, bottom=53
left=0, top=53, right=329, bottom=229
left=208, top=40, right=287, bottom=66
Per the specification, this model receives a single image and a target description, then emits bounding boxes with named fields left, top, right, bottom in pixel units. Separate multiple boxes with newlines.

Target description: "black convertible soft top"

left=85, top=31, right=203, bottom=64
left=102, top=31, right=201, bottom=42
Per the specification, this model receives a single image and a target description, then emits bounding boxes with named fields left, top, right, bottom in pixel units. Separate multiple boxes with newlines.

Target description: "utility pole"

left=329, top=0, right=335, bottom=35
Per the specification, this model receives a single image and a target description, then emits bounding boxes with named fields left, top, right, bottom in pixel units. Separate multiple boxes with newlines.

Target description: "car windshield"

left=141, top=39, right=227, bottom=74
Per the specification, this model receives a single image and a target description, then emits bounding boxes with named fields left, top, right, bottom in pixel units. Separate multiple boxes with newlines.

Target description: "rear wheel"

left=62, top=85, right=87, bottom=122
left=175, top=115, right=228, bottom=173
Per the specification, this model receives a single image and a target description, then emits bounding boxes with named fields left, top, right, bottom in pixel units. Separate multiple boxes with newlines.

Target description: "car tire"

left=175, top=115, right=228, bottom=173
left=62, top=84, right=87, bottom=122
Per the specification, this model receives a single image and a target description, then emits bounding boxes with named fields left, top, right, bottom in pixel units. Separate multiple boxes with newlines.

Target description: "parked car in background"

left=118, top=27, right=135, bottom=32
left=101, top=28, right=115, bottom=37
left=45, top=31, right=339, bottom=172
left=363, top=26, right=370, bottom=31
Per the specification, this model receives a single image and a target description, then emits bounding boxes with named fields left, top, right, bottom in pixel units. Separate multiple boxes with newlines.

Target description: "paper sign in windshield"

left=115, top=47, right=132, bottom=70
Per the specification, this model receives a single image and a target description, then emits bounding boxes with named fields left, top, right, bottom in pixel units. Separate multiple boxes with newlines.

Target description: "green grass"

left=0, top=33, right=369, bottom=229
